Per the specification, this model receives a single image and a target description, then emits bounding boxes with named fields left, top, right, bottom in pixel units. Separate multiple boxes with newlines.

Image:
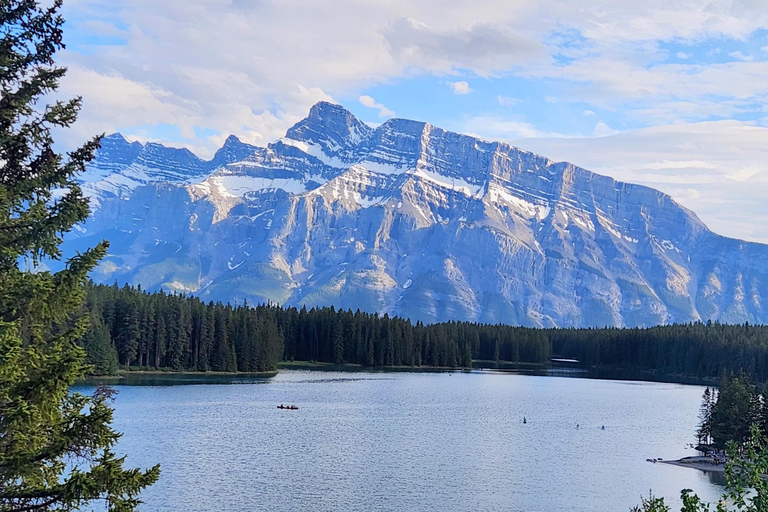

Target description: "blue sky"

left=56, top=0, right=768, bottom=243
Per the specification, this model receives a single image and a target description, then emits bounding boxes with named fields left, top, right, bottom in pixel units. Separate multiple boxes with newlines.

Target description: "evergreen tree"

left=80, top=310, right=118, bottom=376
left=710, top=372, right=756, bottom=448
left=697, top=387, right=713, bottom=446
left=332, top=319, right=344, bottom=365
left=0, top=1, right=158, bottom=509
left=114, top=298, right=139, bottom=367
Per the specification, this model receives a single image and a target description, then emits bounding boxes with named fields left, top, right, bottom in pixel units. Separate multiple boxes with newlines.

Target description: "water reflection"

left=78, top=370, right=726, bottom=512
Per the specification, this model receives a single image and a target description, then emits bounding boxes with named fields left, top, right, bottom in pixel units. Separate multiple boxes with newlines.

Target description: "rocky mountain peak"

left=209, top=135, right=259, bottom=170
left=285, top=101, right=373, bottom=152
left=92, top=133, right=143, bottom=166
left=136, top=143, right=207, bottom=176
left=67, top=103, right=768, bottom=328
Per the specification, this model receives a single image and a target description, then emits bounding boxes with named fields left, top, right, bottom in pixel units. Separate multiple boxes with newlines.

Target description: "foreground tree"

left=697, top=387, right=714, bottom=446
left=710, top=372, right=757, bottom=448
left=0, top=1, right=159, bottom=510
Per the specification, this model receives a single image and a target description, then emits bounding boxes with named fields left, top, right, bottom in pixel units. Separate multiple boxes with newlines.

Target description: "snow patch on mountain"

left=68, top=101, right=768, bottom=328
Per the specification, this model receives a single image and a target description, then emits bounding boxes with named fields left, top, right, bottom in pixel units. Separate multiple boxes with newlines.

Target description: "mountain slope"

left=66, top=102, right=768, bottom=327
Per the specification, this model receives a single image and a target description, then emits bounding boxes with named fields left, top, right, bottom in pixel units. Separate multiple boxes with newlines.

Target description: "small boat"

left=277, top=405, right=299, bottom=410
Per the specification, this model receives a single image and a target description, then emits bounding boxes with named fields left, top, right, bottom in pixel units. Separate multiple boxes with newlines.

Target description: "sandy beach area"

left=660, top=456, right=725, bottom=473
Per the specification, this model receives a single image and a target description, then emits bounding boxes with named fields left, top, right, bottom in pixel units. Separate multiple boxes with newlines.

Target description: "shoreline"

left=81, top=369, right=279, bottom=381
left=660, top=456, right=725, bottom=473
left=77, top=360, right=722, bottom=388
left=278, top=361, right=475, bottom=372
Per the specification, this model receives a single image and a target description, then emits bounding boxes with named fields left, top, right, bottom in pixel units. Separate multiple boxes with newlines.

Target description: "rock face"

left=65, top=102, right=768, bottom=327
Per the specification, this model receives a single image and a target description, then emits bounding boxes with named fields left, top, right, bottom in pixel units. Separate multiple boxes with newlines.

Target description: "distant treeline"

left=81, top=283, right=550, bottom=375
left=547, top=323, right=768, bottom=382
left=81, top=283, right=768, bottom=382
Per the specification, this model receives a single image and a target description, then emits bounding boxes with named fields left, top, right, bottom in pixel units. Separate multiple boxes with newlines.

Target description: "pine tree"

left=711, top=372, right=756, bottom=448
left=697, top=387, right=713, bottom=445
left=332, top=319, right=344, bottom=365
left=0, top=1, right=159, bottom=509
left=114, top=298, right=139, bottom=367
left=154, top=311, right=167, bottom=368
left=80, top=310, right=118, bottom=376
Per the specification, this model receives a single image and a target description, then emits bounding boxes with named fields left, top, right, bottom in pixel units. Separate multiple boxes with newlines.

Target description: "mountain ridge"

left=65, top=101, right=768, bottom=327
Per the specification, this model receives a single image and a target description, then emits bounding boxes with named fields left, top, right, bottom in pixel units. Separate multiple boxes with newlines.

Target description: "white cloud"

left=448, top=81, right=473, bottom=95
left=729, top=50, right=754, bottom=61
left=497, top=95, right=522, bottom=106
left=676, top=52, right=691, bottom=59
left=594, top=121, right=620, bottom=137
left=461, top=116, right=568, bottom=139
left=520, top=57, right=768, bottom=121
left=58, top=0, right=768, bottom=148
left=383, top=17, right=544, bottom=76
left=583, top=109, right=595, bottom=116
left=359, top=95, right=395, bottom=117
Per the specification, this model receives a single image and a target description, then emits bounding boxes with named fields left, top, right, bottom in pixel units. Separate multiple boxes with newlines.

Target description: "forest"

left=695, top=372, right=768, bottom=449
left=81, top=283, right=768, bottom=382
left=82, top=283, right=550, bottom=375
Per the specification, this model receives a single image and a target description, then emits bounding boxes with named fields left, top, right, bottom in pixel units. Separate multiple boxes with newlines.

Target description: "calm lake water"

left=76, top=370, right=725, bottom=512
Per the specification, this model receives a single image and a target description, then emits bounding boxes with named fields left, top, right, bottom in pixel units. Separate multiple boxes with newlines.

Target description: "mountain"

left=78, top=133, right=258, bottom=205
left=64, top=102, right=768, bottom=327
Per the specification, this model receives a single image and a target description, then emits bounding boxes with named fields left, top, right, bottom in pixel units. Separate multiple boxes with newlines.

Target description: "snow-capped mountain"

left=65, top=102, right=768, bottom=327
left=78, top=133, right=257, bottom=205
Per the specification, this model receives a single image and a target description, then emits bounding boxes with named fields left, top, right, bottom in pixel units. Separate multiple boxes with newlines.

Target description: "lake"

left=76, top=370, right=725, bottom=512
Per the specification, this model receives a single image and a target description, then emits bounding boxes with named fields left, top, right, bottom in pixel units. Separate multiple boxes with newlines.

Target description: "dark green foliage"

left=547, top=322, right=768, bottom=382
left=82, top=284, right=558, bottom=373
left=76, top=277, right=768, bottom=387
left=697, top=387, right=714, bottom=446
left=709, top=372, right=757, bottom=448
left=84, top=284, right=286, bottom=373
left=82, top=282, right=768, bottom=381
left=722, top=425, right=768, bottom=511
left=692, top=372, right=768, bottom=449
left=630, top=492, right=672, bottom=512
left=332, top=319, right=344, bottom=365
left=80, top=310, right=118, bottom=376
left=0, top=1, right=158, bottom=510
left=629, top=490, right=719, bottom=512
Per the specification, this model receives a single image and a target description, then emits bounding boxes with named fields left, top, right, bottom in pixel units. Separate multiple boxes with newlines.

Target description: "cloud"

left=56, top=62, right=332, bottom=157
left=729, top=50, right=754, bottom=61
left=461, top=116, right=568, bottom=139
left=676, top=52, right=691, bottom=59
left=448, top=81, right=473, bottom=95
left=520, top=56, right=768, bottom=124
left=498, top=95, right=522, bottom=106
left=583, top=109, right=595, bottom=116
left=359, top=95, right=395, bottom=117
left=382, top=17, right=544, bottom=76
left=58, top=1, right=768, bottom=143
left=594, top=121, right=620, bottom=137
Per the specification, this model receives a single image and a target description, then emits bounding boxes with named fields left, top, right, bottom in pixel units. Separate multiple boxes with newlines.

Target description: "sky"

left=55, top=0, right=768, bottom=243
